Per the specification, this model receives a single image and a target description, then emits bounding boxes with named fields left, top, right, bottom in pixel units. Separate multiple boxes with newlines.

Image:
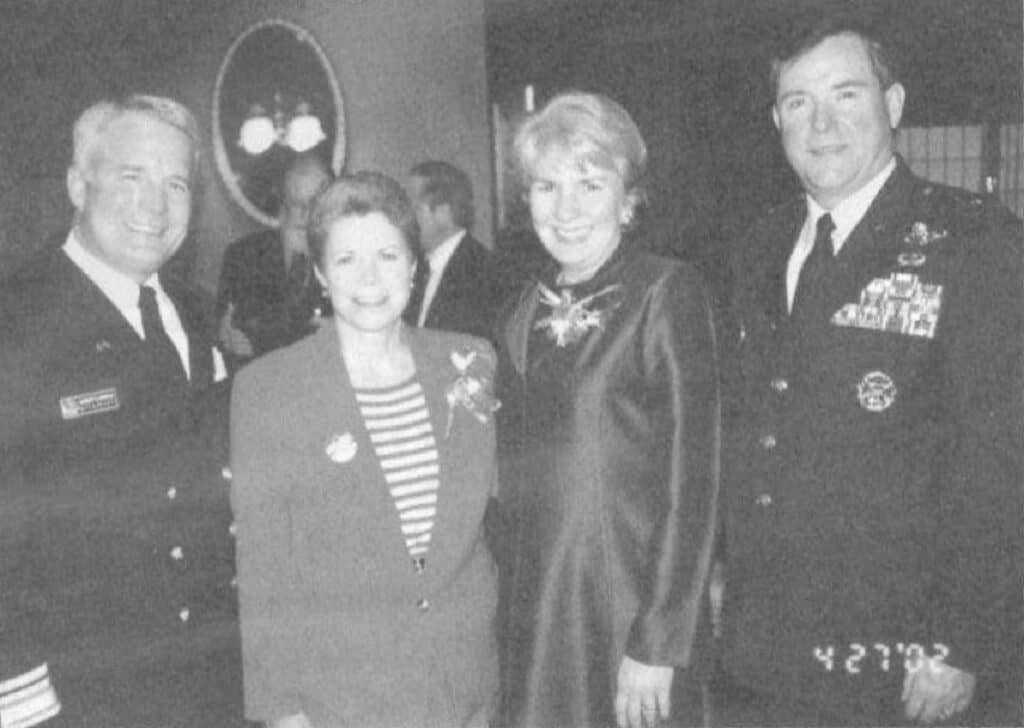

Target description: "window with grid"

left=999, top=123, right=1024, bottom=218
left=895, top=124, right=1024, bottom=218
left=895, top=125, right=984, bottom=193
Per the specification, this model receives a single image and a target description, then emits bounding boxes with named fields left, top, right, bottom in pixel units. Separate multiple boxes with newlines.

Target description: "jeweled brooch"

left=533, top=282, right=623, bottom=347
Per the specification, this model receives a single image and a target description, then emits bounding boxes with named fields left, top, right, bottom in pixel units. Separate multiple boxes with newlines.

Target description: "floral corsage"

left=445, top=347, right=500, bottom=437
left=533, top=282, right=623, bottom=347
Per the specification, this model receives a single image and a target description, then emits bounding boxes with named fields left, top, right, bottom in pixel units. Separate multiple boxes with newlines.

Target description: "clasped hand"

left=902, top=661, right=975, bottom=724
left=615, top=655, right=674, bottom=728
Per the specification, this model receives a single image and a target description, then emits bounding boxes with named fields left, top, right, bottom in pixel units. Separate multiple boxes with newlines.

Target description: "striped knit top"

left=355, top=379, right=439, bottom=570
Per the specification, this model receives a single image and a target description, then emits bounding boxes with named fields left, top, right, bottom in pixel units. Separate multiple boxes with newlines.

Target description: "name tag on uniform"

left=832, top=273, right=942, bottom=339
left=59, top=387, right=120, bottom=420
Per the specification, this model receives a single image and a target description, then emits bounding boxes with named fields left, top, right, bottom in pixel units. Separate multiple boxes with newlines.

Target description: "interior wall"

left=486, top=0, right=1022, bottom=305
left=0, top=0, right=492, bottom=295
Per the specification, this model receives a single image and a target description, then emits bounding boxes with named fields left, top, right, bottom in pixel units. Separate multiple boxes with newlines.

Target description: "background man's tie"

left=406, top=258, right=431, bottom=325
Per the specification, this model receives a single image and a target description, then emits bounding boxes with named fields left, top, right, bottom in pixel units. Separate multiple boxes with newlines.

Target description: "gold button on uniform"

left=170, top=546, right=184, bottom=560
left=178, top=607, right=191, bottom=623
left=166, top=486, right=177, bottom=500
left=759, top=434, right=777, bottom=450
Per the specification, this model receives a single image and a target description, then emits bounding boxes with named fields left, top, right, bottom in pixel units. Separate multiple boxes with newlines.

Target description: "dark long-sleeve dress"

left=495, top=244, right=721, bottom=728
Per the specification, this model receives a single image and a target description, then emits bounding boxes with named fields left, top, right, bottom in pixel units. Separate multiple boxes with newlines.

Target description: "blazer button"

left=770, top=377, right=788, bottom=393
left=759, top=433, right=777, bottom=450
left=178, top=607, right=191, bottom=623
left=166, top=486, right=177, bottom=500
left=416, top=598, right=430, bottom=612
left=755, top=493, right=773, bottom=507
left=221, top=466, right=232, bottom=481
left=170, top=546, right=184, bottom=561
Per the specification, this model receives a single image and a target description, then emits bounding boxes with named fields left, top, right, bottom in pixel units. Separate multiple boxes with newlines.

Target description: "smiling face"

left=315, top=212, right=415, bottom=337
left=527, top=148, right=633, bottom=284
left=67, top=111, right=193, bottom=283
left=773, top=32, right=904, bottom=209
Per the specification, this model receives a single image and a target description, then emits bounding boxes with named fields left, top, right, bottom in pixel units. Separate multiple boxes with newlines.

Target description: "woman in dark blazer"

left=495, top=91, right=721, bottom=728
left=231, top=172, right=499, bottom=728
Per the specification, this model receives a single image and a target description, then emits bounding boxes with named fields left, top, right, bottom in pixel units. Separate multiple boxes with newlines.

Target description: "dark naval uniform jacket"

left=720, top=159, right=1023, bottom=724
left=0, top=248, right=242, bottom=727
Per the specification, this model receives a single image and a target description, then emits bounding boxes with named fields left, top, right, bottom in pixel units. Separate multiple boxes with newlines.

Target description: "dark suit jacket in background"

left=720, top=159, right=1024, bottom=725
left=216, top=229, right=329, bottom=368
left=405, top=233, right=505, bottom=343
left=231, top=324, right=498, bottom=728
left=0, top=249, right=243, bottom=727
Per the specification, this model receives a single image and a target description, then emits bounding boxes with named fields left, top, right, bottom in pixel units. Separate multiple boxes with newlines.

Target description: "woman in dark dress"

left=495, top=91, right=721, bottom=728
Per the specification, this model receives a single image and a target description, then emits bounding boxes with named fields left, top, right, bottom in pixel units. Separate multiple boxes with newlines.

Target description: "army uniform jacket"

left=721, top=160, right=1023, bottom=721
left=0, top=249, right=241, bottom=727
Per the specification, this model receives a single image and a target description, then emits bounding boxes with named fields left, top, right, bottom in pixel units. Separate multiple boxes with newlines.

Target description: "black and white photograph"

left=0, top=1, right=1019, bottom=726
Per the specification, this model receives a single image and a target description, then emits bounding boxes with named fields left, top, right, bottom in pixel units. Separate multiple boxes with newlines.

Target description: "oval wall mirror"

left=213, top=19, right=345, bottom=227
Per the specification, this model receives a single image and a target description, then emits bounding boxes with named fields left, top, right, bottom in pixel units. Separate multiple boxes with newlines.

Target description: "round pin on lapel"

left=857, top=371, right=897, bottom=412
left=325, top=432, right=358, bottom=463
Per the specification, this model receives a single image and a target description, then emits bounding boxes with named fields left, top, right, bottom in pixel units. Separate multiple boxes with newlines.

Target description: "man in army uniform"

left=0, top=95, right=242, bottom=727
left=718, top=17, right=1023, bottom=726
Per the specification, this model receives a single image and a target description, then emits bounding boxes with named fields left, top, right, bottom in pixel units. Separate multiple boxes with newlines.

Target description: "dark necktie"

left=405, top=258, right=431, bottom=326
left=287, top=252, right=310, bottom=290
left=791, top=212, right=836, bottom=324
left=139, top=285, right=186, bottom=383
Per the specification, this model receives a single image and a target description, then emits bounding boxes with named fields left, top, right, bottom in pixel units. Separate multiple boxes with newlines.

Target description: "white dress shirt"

left=417, top=230, right=465, bottom=327
left=785, top=158, right=896, bottom=312
left=63, top=232, right=192, bottom=379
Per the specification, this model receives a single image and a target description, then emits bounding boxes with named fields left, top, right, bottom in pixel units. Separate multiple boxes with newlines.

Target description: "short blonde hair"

left=72, top=94, right=201, bottom=173
left=513, top=91, right=647, bottom=198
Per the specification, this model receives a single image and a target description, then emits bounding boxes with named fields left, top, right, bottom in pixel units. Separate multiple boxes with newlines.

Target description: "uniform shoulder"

left=912, top=181, right=1019, bottom=232
left=733, top=195, right=804, bottom=250
left=0, top=248, right=70, bottom=329
left=905, top=181, right=1022, bottom=258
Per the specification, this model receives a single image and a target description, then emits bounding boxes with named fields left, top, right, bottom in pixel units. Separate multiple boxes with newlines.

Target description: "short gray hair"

left=513, top=91, right=648, bottom=198
left=72, top=94, right=201, bottom=172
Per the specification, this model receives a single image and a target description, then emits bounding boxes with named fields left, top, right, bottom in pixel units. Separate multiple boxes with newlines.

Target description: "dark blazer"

left=0, top=249, right=242, bottom=727
left=721, top=159, right=1024, bottom=724
left=494, top=248, right=720, bottom=727
left=216, top=229, right=329, bottom=366
left=405, top=233, right=502, bottom=342
left=231, top=324, right=498, bottom=728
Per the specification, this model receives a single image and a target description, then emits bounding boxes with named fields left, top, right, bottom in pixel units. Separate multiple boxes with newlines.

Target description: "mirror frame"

left=212, top=18, right=346, bottom=227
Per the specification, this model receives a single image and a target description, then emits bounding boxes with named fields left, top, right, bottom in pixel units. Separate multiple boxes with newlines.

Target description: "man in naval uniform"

left=0, top=95, right=243, bottom=727
left=718, top=17, right=1023, bottom=726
